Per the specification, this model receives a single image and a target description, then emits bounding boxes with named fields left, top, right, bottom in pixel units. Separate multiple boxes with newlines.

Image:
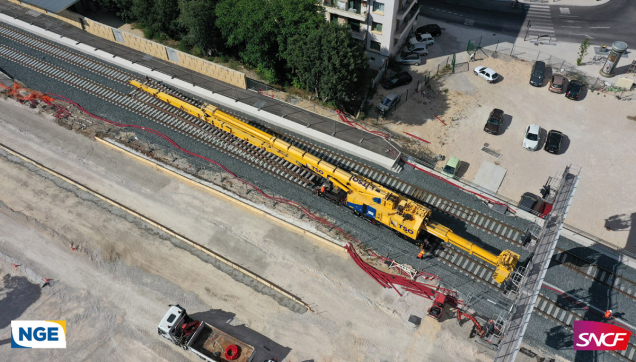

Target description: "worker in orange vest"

left=417, top=248, right=425, bottom=259
left=605, top=310, right=613, bottom=320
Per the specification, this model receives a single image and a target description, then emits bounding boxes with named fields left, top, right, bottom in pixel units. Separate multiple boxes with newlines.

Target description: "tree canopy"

left=287, top=23, right=369, bottom=105
left=215, top=0, right=325, bottom=83
left=97, top=0, right=369, bottom=106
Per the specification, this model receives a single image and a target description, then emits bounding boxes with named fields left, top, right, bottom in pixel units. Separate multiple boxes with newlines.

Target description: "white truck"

left=158, top=305, right=255, bottom=362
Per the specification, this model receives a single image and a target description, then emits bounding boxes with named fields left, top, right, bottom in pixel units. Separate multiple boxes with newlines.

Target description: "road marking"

left=559, top=7, right=570, bottom=14
left=561, top=26, right=581, bottom=28
left=569, top=33, right=595, bottom=39
left=590, top=27, right=610, bottom=29
left=558, top=15, right=579, bottom=18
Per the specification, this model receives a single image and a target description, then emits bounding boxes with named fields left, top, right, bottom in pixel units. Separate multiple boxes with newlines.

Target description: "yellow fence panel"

left=8, top=1, right=246, bottom=89
left=83, top=18, right=116, bottom=42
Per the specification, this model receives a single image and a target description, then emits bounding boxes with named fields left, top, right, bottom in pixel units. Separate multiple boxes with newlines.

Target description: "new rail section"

left=129, top=79, right=520, bottom=284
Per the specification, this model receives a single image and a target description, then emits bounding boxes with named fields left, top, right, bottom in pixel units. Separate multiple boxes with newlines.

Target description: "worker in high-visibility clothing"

left=605, top=310, right=613, bottom=320
left=417, top=248, right=425, bottom=259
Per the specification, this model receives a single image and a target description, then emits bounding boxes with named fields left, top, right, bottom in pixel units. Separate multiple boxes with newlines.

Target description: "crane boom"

left=129, top=80, right=519, bottom=284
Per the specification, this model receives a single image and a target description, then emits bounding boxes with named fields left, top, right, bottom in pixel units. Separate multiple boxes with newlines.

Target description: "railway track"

left=2, top=21, right=636, bottom=338
left=3, top=19, right=629, bottom=301
left=0, top=44, right=318, bottom=188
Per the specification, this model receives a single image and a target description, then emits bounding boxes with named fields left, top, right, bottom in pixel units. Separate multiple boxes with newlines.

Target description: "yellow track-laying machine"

left=129, top=80, right=520, bottom=284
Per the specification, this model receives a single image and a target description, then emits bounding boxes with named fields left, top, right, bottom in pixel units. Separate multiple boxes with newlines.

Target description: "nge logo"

left=11, top=321, right=67, bottom=349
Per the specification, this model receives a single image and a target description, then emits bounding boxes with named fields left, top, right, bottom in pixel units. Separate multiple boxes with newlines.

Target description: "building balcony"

left=396, top=0, right=417, bottom=20
left=394, top=6, right=419, bottom=39
left=350, top=29, right=367, bottom=41
left=323, top=0, right=368, bottom=21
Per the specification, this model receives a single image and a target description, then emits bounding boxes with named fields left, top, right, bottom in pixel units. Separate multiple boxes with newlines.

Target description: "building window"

left=371, top=22, right=382, bottom=33
left=349, top=19, right=361, bottom=32
left=370, top=41, right=381, bottom=52
left=372, top=2, right=384, bottom=13
left=331, top=14, right=339, bottom=24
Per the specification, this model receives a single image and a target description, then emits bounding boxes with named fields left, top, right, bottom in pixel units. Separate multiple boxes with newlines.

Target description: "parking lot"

left=369, top=18, right=636, bottom=250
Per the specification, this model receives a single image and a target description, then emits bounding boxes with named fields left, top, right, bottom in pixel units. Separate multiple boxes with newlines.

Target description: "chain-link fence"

left=482, top=41, right=616, bottom=92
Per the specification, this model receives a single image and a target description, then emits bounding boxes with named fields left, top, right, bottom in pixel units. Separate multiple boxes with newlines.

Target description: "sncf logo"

left=11, top=320, right=67, bottom=349
left=574, top=321, right=631, bottom=351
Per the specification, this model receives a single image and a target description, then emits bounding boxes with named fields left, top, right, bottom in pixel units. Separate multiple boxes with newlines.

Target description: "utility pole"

left=524, top=20, right=531, bottom=41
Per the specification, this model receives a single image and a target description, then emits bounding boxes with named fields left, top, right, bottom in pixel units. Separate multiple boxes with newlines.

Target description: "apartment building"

left=322, top=0, right=420, bottom=68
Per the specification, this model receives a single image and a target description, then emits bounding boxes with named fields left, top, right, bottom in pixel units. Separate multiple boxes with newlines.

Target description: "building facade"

left=322, top=0, right=420, bottom=69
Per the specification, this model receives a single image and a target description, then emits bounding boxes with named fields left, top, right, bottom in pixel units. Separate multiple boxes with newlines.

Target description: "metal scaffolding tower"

left=493, top=165, right=581, bottom=362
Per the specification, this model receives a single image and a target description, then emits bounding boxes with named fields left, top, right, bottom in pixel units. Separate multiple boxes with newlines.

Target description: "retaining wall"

left=6, top=0, right=247, bottom=89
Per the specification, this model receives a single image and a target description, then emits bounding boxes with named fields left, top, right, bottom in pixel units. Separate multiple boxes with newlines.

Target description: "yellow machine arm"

left=425, top=222, right=519, bottom=284
left=129, top=80, right=518, bottom=282
left=129, top=80, right=432, bottom=239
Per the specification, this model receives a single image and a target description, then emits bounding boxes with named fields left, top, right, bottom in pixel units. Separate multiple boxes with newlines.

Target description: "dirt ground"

left=0, top=98, right=554, bottom=361
left=370, top=51, right=636, bottom=251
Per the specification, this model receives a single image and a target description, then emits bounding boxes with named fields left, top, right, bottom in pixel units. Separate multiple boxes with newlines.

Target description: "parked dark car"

left=416, top=24, right=442, bottom=37
left=529, top=61, right=545, bottom=87
left=484, top=108, right=504, bottom=135
left=565, top=80, right=583, bottom=100
left=381, top=71, right=412, bottom=89
left=544, top=130, right=564, bottom=154
left=519, top=192, right=546, bottom=214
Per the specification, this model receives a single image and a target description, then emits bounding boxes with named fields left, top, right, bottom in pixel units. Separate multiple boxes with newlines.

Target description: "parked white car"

left=410, top=33, right=434, bottom=46
left=474, top=66, right=499, bottom=83
left=523, top=124, right=541, bottom=151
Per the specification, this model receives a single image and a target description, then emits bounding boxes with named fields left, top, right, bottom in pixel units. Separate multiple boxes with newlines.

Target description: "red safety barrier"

left=434, top=115, right=446, bottom=125
left=403, top=132, right=430, bottom=144
left=346, top=244, right=461, bottom=306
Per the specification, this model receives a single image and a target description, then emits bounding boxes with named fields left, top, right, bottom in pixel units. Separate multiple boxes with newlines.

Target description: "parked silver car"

left=397, top=51, right=422, bottom=65
left=377, top=92, right=401, bottom=115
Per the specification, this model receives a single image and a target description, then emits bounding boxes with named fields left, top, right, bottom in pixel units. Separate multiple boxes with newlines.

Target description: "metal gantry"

left=494, top=165, right=581, bottom=362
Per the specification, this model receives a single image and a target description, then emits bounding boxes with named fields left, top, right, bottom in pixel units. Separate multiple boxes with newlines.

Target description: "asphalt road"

left=419, top=0, right=636, bottom=46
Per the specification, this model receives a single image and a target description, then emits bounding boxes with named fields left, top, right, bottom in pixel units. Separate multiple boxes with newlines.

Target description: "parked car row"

left=483, top=110, right=565, bottom=154
left=530, top=61, right=584, bottom=100
left=397, top=24, right=442, bottom=66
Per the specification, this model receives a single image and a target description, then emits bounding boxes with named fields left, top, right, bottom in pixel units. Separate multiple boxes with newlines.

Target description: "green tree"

left=132, top=0, right=184, bottom=39
left=178, top=0, right=225, bottom=55
left=576, top=38, right=590, bottom=66
left=287, top=23, right=368, bottom=106
left=215, top=0, right=324, bottom=83
left=96, top=0, right=136, bottom=22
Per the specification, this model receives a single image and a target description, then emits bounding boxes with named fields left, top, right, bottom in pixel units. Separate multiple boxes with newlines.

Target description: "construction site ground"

left=368, top=17, right=636, bottom=252
left=0, top=98, right=550, bottom=361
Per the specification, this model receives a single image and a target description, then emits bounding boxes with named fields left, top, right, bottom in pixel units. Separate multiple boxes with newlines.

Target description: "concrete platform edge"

left=96, top=137, right=348, bottom=251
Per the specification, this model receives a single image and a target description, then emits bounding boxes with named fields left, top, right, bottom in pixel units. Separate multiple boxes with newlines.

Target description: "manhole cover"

left=481, top=146, right=502, bottom=159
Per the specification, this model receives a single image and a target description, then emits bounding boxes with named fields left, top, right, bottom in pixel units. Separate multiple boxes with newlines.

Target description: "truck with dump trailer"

left=158, top=305, right=255, bottom=362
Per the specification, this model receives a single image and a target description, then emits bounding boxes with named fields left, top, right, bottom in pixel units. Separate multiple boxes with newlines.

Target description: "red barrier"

left=434, top=115, right=446, bottom=125
left=403, top=132, right=430, bottom=144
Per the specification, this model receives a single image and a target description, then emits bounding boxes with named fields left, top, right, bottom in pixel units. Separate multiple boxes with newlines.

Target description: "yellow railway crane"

left=129, top=80, right=520, bottom=283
